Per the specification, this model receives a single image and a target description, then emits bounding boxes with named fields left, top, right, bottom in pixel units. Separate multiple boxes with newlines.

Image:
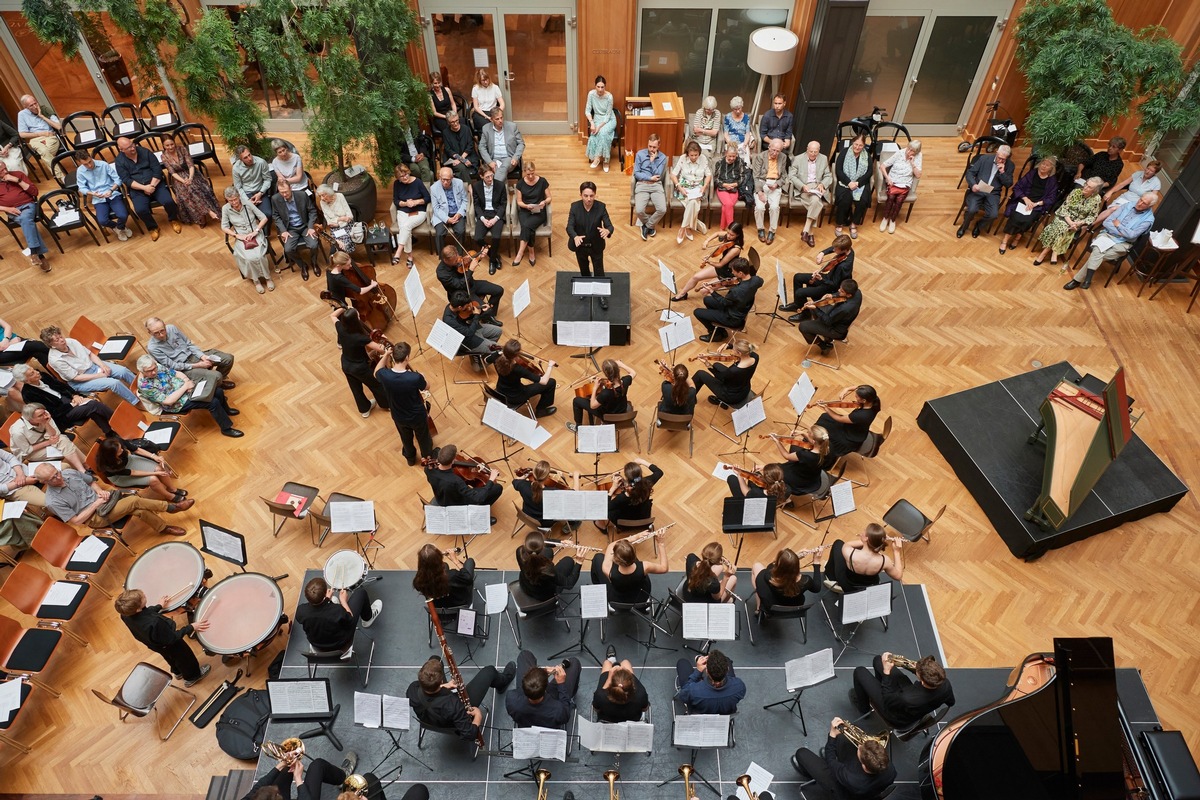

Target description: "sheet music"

left=543, top=490, right=608, bottom=521
left=735, top=762, right=774, bottom=800
left=512, top=726, right=568, bottom=761
left=775, top=259, right=786, bottom=304
left=830, top=480, right=856, bottom=516
left=1, top=500, right=28, bottom=521
left=426, top=319, right=466, bottom=360
left=99, top=339, right=125, bottom=357
left=0, top=677, right=22, bottom=716
left=355, top=691, right=382, bottom=728
left=72, top=534, right=110, bottom=562
left=1091, top=233, right=1116, bottom=252
left=267, top=680, right=331, bottom=716
left=144, top=427, right=172, bottom=445
left=404, top=264, right=426, bottom=316
left=512, top=279, right=532, bottom=318
left=580, top=583, right=609, bottom=619
left=201, top=523, right=246, bottom=565
left=1015, top=203, right=1033, bottom=216
left=659, top=259, right=677, bottom=294
left=4, top=339, right=25, bottom=352
left=482, top=397, right=548, bottom=450
left=659, top=317, right=695, bottom=353
left=579, top=717, right=654, bottom=752
left=572, top=280, right=612, bottom=297
left=330, top=500, right=376, bottom=533
left=192, top=379, right=209, bottom=400
left=674, top=714, right=730, bottom=747
left=788, top=373, right=816, bottom=416
left=53, top=209, right=80, bottom=225
left=785, top=648, right=835, bottom=691
left=382, top=694, right=410, bottom=730
left=741, top=497, right=768, bottom=526
left=188, top=141, right=205, bottom=155
left=456, top=608, right=476, bottom=636
left=576, top=424, right=617, bottom=453
left=44, top=445, right=63, bottom=459
left=843, top=583, right=891, bottom=624
left=709, top=603, right=736, bottom=640
left=424, top=505, right=490, bottom=535
left=731, top=396, right=766, bottom=436
left=485, top=582, right=508, bottom=615
left=685, top=185, right=703, bottom=200
left=557, top=320, right=610, bottom=347
left=660, top=309, right=687, bottom=323
left=43, top=581, right=82, bottom=607
left=682, top=604, right=708, bottom=639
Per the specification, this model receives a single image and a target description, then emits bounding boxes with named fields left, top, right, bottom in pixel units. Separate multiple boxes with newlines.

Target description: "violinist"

left=325, top=251, right=380, bottom=308
left=727, top=462, right=790, bottom=506
left=513, top=461, right=565, bottom=528
left=824, top=523, right=904, bottom=592
left=597, top=458, right=662, bottom=533
left=796, top=278, right=862, bottom=357
left=751, top=547, right=819, bottom=615
left=670, top=222, right=744, bottom=302
left=658, top=363, right=697, bottom=415
left=782, top=233, right=855, bottom=320
left=682, top=541, right=737, bottom=603
left=444, top=290, right=502, bottom=369
left=693, top=338, right=758, bottom=407
left=590, top=532, right=669, bottom=604
left=425, top=443, right=503, bottom=522
left=374, top=340, right=434, bottom=465
left=694, top=257, right=762, bottom=343
left=816, top=385, right=881, bottom=461
left=568, top=358, right=635, bottom=432
left=494, top=339, right=557, bottom=418
left=515, top=529, right=581, bottom=602
left=330, top=306, right=390, bottom=419
left=412, top=542, right=477, bottom=610
left=768, top=424, right=832, bottom=495
left=436, top=245, right=504, bottom=323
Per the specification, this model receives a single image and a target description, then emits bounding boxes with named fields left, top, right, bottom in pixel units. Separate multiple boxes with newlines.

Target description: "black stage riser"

left=552, top=271, right=632, bottom=346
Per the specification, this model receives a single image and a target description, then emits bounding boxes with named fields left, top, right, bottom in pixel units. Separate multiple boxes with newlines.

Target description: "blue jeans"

left=128, top=183, right=179, bottom=230
left=73, top=362, right=138, bottom=405
left=8, top=203, right=46, bottom=255
left=93, top=195, right=130, bottom=229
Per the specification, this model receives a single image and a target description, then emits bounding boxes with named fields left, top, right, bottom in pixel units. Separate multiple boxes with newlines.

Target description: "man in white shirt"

left=7, top=403, right=90, bottom=475
left=16, top=93, right=62, bottom=178
left=787, top=141, right=832, bottom=248
left=752, top=140, right=790, bottom=245
left=0, top=447, right=47, bottom=508
left=39, top=325, right=139, bottom=405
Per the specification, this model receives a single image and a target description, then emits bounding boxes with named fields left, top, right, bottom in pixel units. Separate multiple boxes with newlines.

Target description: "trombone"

left=604, top=769, right=620, bottom=800
left=535, top=768, right=552, bottom=800
left=735, top=774, right=757, bottom=800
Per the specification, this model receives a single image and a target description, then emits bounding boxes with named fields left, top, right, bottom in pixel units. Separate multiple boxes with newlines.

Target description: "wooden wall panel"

left=577, top=0, right=636, bottom=137
left=779, top=0, right=821, bottom=110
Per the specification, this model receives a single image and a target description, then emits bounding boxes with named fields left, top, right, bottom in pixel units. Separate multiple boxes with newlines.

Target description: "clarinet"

left=426, top=598, right=485, bottom=749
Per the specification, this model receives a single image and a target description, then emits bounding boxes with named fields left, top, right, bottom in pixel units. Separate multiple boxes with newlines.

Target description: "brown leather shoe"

left=167, top=498, right=196, bottom=513
left=171, top=221, right=183, bottom=234
left=150, top=228, right=161, bottom=241
left=161, top=525, right=187, bottom=536
left=219, top=380, right=236, bottom=390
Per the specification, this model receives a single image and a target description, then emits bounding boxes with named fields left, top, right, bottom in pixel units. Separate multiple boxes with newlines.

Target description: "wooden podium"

left=624, top=92, right=687, bottom=159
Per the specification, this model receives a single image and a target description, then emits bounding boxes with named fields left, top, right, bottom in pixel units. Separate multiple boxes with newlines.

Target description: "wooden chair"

left=0, top=562, right=92, bottom=646
left=31, top=517, right=116, bottom=598
left=260, top=481, right=321, bottom=538
left=91, top=661, right=195, bottom=740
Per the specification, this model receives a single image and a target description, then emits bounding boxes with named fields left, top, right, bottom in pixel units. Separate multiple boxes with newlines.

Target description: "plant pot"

left=98, top=50, right=134, bottom=98
left=323, top=168, right=378, bottom=223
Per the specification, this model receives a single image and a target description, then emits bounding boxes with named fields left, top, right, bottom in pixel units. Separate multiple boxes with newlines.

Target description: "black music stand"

left=720, top=498, right=777, bottom=565
left=548, top=589, right=602, bottom=666
left=266, top=678, right=343, bottom=751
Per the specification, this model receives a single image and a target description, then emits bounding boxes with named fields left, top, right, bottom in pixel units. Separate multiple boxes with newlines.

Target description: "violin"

left=805, top=294, right=849, bottom=309
left=572, top=372, right=614, bottom=399
left=457, top=245, right=489, bottom=274
left=688, top=351, right=739, bottom=363
left=698, top=276, right=739, bottom=291
left=703, top=238, right=737, bottom=268
left=491, top=344, right=551, bottom=378
left=421, top=451, right=495, bottom=488
left=371, top=329, right=438, bottom=435
left=759, top=432, right=814, bottom=449
left=514, top=463, right=573, bottom=490
left=721, top=462, right=767, bottom=488
left=596, top=471, right=628, bottom=497
left=812, top=250, right=848, bottom=280
left=656, top=359, right=674, bottom=381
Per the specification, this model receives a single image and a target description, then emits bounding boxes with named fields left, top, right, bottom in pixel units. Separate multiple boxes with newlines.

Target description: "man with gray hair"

left=477, top=107, right=525, bottom=181
left=788, top=141, right=833, bottom=247
left=34, top=463, right=192, bottom=537
left=144, top=317, right=236, bottom=390
left=16, top=93, right=62, bottom=177
left=956, top=144, right=1013, bottom=239
left=440, top=111, right=478, bottom=184
left=752, top=139, right=789, bottom=244
left=1065, top=191, right=1159, bottom=291
left=115, top=135, right=181, bottom=240
left=7, top=402, right=91, bottom=475
left=0, top=446, right=48, bottom=509
left=232, top=144, right=275, bottom=219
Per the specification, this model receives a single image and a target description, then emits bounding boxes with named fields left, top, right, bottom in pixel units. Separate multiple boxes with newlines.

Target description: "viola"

left=596, top=472, right=628, bottom=497
left=688, top=352, right=739, bottom=363
left=701, top=239, right=737, bottom=268
left=491, top=344, right=549, bottom=378
left=806, top=294, right=849, bottom=309
left=759, top=433, right=814, bottom=449
left=457, top=246, right=489, bottom=274
left=572, top=371, right=614, bottom=399
left=372, top=329, right=438, bottom=435
left=421, top=451, right=493, bottom=487
left=655, top=359, right=674, bottom=381
left=721, top=462, right=767, bottom=488
left=698, top=276, right=739, bottom=291
left=514, top=465, right=571, bottom=490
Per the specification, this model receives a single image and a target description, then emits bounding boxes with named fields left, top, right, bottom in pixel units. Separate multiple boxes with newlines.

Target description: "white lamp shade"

left=746, top=27, right=800, bottom=76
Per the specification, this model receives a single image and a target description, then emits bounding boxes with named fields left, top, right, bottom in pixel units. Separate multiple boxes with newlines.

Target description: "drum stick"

left=164, top=582, right=195, bottom=604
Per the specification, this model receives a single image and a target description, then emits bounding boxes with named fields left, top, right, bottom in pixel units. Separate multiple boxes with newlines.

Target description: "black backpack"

left=215, top=688, right=272, bottom=760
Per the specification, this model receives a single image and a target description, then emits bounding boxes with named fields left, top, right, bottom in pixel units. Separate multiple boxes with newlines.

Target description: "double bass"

left=315, top=225, right=398, bottom=332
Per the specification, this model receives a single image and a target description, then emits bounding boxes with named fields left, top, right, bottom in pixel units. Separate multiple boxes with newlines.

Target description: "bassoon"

left=426, top=598, right=485, bottom=749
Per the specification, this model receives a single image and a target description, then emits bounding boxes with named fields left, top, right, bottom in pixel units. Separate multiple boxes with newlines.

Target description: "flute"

left=543, top=539, right=604, bottom=554
left=622, top=522, right=676, bottom=546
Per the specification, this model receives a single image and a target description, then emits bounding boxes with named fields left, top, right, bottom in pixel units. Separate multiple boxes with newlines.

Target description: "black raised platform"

left=552, top=271, right=631, bottom=346
left=918, top=362, right=1188, bottom=560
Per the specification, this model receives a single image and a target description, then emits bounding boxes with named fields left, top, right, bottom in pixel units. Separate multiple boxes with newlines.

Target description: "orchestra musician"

left=424, top=444, right=504, bottom=520
left=594, top=645, right=650, bottom=723
left=681, top=541, right=737, bottom=603
left=824, top=524, right=904, bottom=591
left=791, top=716, right=895, bottom=800
left=590, top=532, right=668, bottom=603
left=675, top=649, right=746, bottom=714
left=752, top=547, right=819, bottom=615
left=505, top=648, right=581, bottom=730
left=694, top=257, right=763, bottom=343
left=114, top=588, right=211, bottom=687
left=435, top=244, right=504, bottom=321
left=444, top=290, right=503, bottom=367
left=568, top=358, right=635, bottom=433
left=816, top=385, right=881, bottom=461
left=727, top=462, right=791, bottom=506
left=781, top=233, right=855, bottom=321
left=412, top=542, right=476, bottom=609
left=768, top=424, right=833, bottom=494
left=513, top=461, right=575, bottom=529
left=374, top=341, right=435, bottom=466
left=295, top=576, right=382, bottom=652
left=241, top=750, right=362, bottom=800
left=407, top=654, right=515, bottom=742
left=670, top=222, right=744, bottom=301
left=693, top=337, right=758, bottom=407
left=597, top=458, right=663, bottom=532
left=850, top=653, right=956, bottom=728
left=330, top=306, right=390, bottom=419
left=494, top=339, right=557, bottom=418
left=325, top=252, right=379, bottom=308
left=515, top=530, right=582, bottom=601
left=795, top=278, right=862, bottom=356
left=658, top=362, right=697, bottom=415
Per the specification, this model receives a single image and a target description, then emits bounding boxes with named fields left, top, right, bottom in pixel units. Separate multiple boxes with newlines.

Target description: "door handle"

left=910, top=77, right=918, bottom=84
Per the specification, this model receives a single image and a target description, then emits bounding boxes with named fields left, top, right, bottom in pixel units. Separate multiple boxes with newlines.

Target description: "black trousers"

left=60, top=399, right=115, bottom=435
left=155, top=639, right=202, bottom=681
left=852, top=654, right=891, bottom=715
left=793, top=737, right=858, bottom=800
left=834, top=186, right=870, bottom=225
left=343, top=361, right=391, bottom=415
left=267, top=757, right=346, bottom=800
left=474, top=214, right=504, bottom=252
left=694, top=302, right=744, bottom=334
left=393, top=414, right=435, bottom=462
left=791, top=276, right=837, bottom=305
left=508, top=378, right=557, bottom=410
left=0, top=339, right=50, bottom=369
left=179, top=385, right=236, bottom=431
left=466, top=278, right=505, bottom=314
left=574, top=247, right=605, bottom=277
left=693, top=369, right=748, bottom=406
left=129, top=184, right=179, bottom=229
left=466, top=664, right=501, bottom=707
left=572, top=396, right=599, bottom=424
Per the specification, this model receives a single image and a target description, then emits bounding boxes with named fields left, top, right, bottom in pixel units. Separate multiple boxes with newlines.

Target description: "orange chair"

left=0, top=615, right=63, bottom=701
left=0, top=411, right=17, bottom=447
left=0, top=562, right=91, bottom=646
left=69, top=314, right=139, bottom=362
left=110, top=399, right=192, bottom=450
left=0, top=676, right=36, bottom=753
left=31, top=517, right=116, bottom=598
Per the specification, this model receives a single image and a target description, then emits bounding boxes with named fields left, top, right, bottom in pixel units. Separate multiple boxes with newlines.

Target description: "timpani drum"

left=194, top=572, right=284, bottom=655
left=323, top=549, right=369, bottom=591
left=125, top=541, right=206, bottom=612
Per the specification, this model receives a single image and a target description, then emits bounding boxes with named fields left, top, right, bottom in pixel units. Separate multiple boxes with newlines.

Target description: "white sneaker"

left=115, top=227, right=130, bottom=241
left=266, top=280, right=275, bottom=291
left=590, top=158, right=600, bottom=169
left=123, top=227, right=134, bottom=238
left=879, top=218, right=888, bottom=232
left=362, top=599, right=383, bottom=627
left=603, top=162, right=610, bottom=173
left=888, top=220, right=896, bottom=234
left=361, top=399, right=376, bottom=418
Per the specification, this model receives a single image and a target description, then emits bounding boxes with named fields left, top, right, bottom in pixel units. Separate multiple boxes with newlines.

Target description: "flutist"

left=681, top=541, right=737, bottom=603
left=407, top=654, right=516, bottom=743
left=823, top=524, right=904, bottom=590
left=590, top=534, right=669, bottom=605
left=791, top=716, right=895, bottom=800
left=849, top=653, right=955, bottom=729
left=516, top=530, right=582, bottom=602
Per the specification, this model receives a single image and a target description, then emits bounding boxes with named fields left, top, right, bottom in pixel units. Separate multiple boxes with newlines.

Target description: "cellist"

left=325, top=251, right=380, bottom=308
left=424, top=443, right=504, bottom=524
left=329, top=306, right=390, bottom=419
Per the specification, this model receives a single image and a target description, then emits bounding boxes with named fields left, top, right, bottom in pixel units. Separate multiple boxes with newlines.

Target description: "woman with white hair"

left=691, top=96, right=722, bottom=155
left=671, top=140, right=711, bottom=245
left=723, top=96, right=754, bottom=164
left=9, top=363, right=115, bottom=435
left=269, top=138, right=308, bottom=190
left=220, top=186, right=273, bottom=294
left=878, top=140, right=922, bottom=234
left=316, top=185, right=356, bottom=252
left=134, top=355, right=243, bottom=438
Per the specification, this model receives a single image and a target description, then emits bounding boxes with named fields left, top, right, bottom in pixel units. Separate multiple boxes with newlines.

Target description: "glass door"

left=0, top=11, right=111, bottom=116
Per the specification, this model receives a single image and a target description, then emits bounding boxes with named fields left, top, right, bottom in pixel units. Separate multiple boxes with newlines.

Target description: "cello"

left=317, top=225, right=398, bottom=332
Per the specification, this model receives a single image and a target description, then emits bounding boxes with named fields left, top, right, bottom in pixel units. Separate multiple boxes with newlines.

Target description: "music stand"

left=354, top=691, right=432, bottom=774
left=717, top=394, right=768, bottom=455
left=548, top=586, right=603, bottom=665
left=199, top=519, right=248, bottom=571
left=658, top=310, right=696, bottom=368
left=400, top=263, right=426, bottom=353
left=266, top=678, right=342, bottom=751
left=762, top=648, right=836, bottom=736
left=329, top=499, right=381, bottom=566
left=660, top=713, right=731, bottom=796
left=566, top=277, right=613, bottom=369
left=824, top=583, right=892, bottom=663
left=425, top=318, right=472, bottom=418
left=754, top=259, right=790, bottom=343
left=720, top=498, right=776, bottom=565
left=574, top=424, right=618, bottom=484
left=510, top=278, right=543, bottom=350
left=781, top=372, right=818, bottom=432
left=654, top=258, right=681, bottom=330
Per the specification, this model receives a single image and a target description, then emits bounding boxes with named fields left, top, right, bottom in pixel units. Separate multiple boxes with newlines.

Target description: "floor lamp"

left=747, top=27, right=800, bottom=127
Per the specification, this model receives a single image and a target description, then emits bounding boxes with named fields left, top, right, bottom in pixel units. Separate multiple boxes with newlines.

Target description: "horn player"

left=849, top=652, right=955, bottom=729
left=790, top=716, right=896, bottom=800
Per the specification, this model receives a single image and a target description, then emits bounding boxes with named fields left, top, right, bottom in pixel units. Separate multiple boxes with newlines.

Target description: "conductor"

left=566, top=181, right=615, bottom=294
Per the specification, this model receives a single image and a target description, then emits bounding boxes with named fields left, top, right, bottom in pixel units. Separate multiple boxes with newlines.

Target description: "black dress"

left=590, top=557, right=651, bottom=604
left=817, top=406, right=879, bottom=460
left=779, top=446, right=825, bottom=495
left=681, top=553, right=720, bottom=602
left=516, top=176, right=549, bottom=243
left=658, top=380, right=697, bottom=414
left=336, top=325, right=390, bottom=416
left=515, top=543, right=581, bottom=601
left=754, top=564, right=816, bottom=608
left=607, top=464, right=663, bottom=525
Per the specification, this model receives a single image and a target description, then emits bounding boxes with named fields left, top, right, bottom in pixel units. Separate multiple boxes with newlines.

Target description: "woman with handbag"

left=220, top=187, right=273, bottom=294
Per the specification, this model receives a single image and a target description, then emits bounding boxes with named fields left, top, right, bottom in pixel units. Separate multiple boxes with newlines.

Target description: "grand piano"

left=923, top=637, right=1200, bottom=800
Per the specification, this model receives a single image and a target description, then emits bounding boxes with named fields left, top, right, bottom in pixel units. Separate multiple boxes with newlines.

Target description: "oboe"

left=426, top=599, right=484, bottom=749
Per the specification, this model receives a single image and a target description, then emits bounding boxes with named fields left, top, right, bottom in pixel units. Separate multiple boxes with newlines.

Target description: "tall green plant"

left=1015, top=0, right=1200, bottom=154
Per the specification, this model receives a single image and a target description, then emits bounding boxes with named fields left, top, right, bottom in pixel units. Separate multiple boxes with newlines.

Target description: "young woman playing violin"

left=515, top=529, right=582, bottom=602
left=693, top=337, right=758, bottom=408
left=494, top=339, right=558, bottom=418
left=597, top=458, right=662, bottom=532
left=816, top=384, right=881, bottom=461
left=513, top=460, right=572, bottom=528
left=658, top=362, right=697, bottom=415
left=767, top=423, right=832, bottom=495
left=671, top=222, right=744, bottom=301
left=726, top=462, right=790, bottom=506
left=568, top=358, right=635, bottom=432
left=413, top=542, right=476, bottom=609
left=329, top=306, right=391, bottom=418
left=824, top=523, right=904, bottom=591
left=682, top=541, right=737, bottom=603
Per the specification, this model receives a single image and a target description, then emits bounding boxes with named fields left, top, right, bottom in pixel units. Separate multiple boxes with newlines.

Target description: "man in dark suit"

left=850, top=652, right=956, bottom=728
left=472, top=164, right=507, bottom=274
left=783, top=234, right=855, bottom=322
left=9, top=364, right=114, bottom=435
left=440, top=111, right=479, bottom=184
left=694, top=257, right=763, bottom=342
left=957, top=145, right=1013, bottom=238
left=270, top=180, right=320, bottom=279
left=505, top=649, right=581, bottom=729
left=566, top=181, right=615, bottom=302
left=792, top=715, right=896, bottom=800
left=407, top=655, right=515, bottom=741
left=797, top=279, right=862, bottom=356
left=436, top=246, right=504, bottom=320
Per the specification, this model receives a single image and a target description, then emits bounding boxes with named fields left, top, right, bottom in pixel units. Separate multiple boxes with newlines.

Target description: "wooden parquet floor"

left=1, top=136, right=1198, bottom=791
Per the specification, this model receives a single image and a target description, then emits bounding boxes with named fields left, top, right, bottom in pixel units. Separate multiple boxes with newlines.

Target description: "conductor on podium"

left=567, top=181, right=615, bottom=292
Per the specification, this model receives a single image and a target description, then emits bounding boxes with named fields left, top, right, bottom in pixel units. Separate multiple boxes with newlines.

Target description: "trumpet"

left=735, top=774, right=757, bottom=800
left=604, top=769, right=620, bottom=800
left=262, top=737, right=308, bottom=765
left=536, top=768, right=552, bottom=800
left=837, top=720, right=890, bottom=748
left=679, top=764, right=694, bottom=799
left=342, top=774, right=369, bottom=797
left=885, top=653, right=919, bottom=670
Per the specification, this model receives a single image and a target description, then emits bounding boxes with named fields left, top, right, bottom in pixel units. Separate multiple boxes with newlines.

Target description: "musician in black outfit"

left=472, top=164, right=506, bottom=273
left=566, top=181, right=615, bottom=289
left=792, top=716, right=896, bottom=800
left=9, top=364, right=115, bottom=435
left=569, top=358, right=634, bottom=431
left=325, top=252, right=379, bottom=307
left=330, top=306, right=391, bottom=418
left=406, top=655, right=516, bottom=741
left=443, top=291, right=502, bottom=361
left=782, top=233, right=855, bottom=322
left=594, top=647, right=650, bottom=723
left=816, top=385, right=881, bottom=460
left=440, top=111, right=479, bottom=184
left=694, top=257, right=763, bottom=343
left=590, top=533, right=669, bottom=602
left=796, top=278, right=862, bottom=356
left=751, top=547, right=818, bottom=614
left=494, top=338, right=557, bottom=417
left=413, top=543, right=477, bottom=609
left=375, top=341, right=435, bottom=466
left=506, top=648, right=581, bottom=729
left=659, top=363, right=697, bottom=414
left=727, top=462, right=790, bottom=506
left=435, top=245, right=504, bottom=319
left=242, top=752, right=366, bottom=800
left=425, top=443, right=504, bottom=513
left=768, top=424, right=831, bottom=494
left=850, top=653, right=955, bottom=728
left=693, top=338, right=758, bottom=407
left=295, top=576, right=381, bottom=652
left=114, top=588, right=210, bottom=686
left=515, top=530, right=581, bottom=601
left=600, top=458, right=663, bottom=530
